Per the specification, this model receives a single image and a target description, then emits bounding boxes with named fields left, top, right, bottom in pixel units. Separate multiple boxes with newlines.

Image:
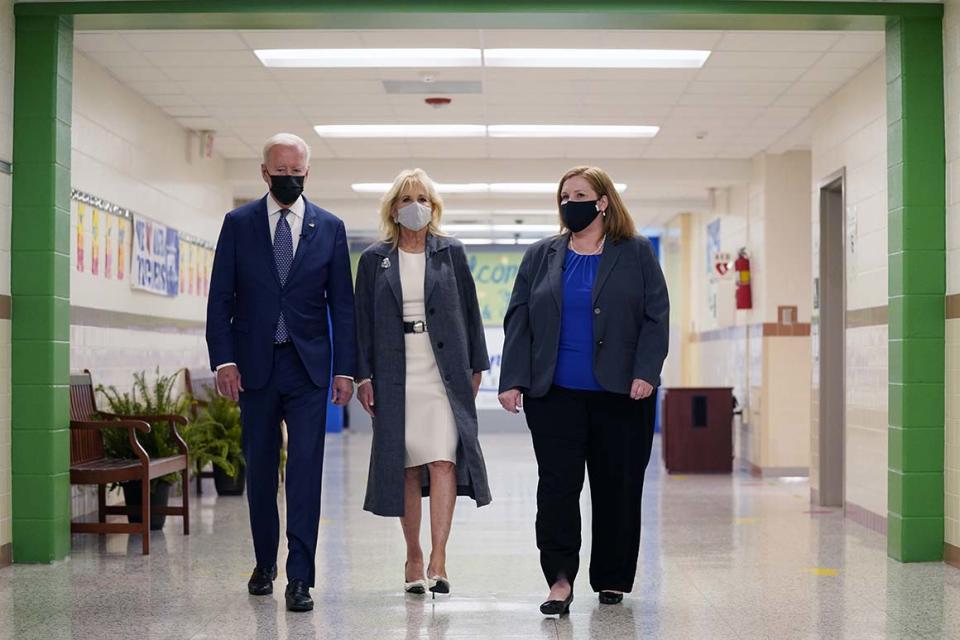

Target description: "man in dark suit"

left=206, top=133, right=356, bottom=612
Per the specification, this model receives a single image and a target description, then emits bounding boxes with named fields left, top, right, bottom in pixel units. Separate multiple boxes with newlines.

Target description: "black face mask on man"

left=561, top=199, right=601, bottom=233
left=268, top=174, right=305, bottom=205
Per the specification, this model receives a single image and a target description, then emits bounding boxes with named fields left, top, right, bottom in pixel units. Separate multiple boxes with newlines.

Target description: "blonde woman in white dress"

left=354, top=169, right=492, bottom=595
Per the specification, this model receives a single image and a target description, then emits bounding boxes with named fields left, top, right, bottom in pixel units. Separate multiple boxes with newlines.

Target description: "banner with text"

left=132, top=215, right=180, bottom=297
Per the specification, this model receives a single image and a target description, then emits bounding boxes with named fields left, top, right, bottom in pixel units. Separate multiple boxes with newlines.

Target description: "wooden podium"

left=660, top=387, right=734, bottom=474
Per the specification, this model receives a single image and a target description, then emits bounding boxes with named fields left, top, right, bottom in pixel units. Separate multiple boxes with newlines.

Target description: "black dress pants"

left=524, top=385, right=656, bottom=593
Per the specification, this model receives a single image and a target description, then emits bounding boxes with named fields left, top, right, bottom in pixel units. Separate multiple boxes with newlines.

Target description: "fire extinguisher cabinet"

left=660, top=387, right=734, bottom=474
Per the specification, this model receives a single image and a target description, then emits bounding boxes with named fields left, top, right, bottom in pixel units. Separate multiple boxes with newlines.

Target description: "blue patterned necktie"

left=274, top=208, right=294, bottom=343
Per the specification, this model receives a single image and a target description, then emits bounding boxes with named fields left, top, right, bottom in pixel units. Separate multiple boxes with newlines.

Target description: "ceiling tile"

left=797, top=66, right=861, bottom=83
left=676, top=93, right=775, bottom=107
left=831, top=32, right=885, bottom=53
left=144, top=50, right=261, bottom=68
left=75, top=32, right=133, bottom=52
left=704, top=51, right=823, bottom=68
left=359, top=30, right=483, bottom=48
left=85, top=50, right=153, bottom=68
left=814, top=51, right=880, bottom=69
left=123, top=31, right=250, bottom=51
left=695, top=67, right=807, bottom=83
left=162, top=105, right=210, bottom=118
left=174, top=117, right=221, bottom=131
left=239, top=30, right=366, bottom=49
left=716, top=32, right=841, bottom=52
left=105, top=66, right=172, bottom=83
left=685, top=81, right=790, bottom=96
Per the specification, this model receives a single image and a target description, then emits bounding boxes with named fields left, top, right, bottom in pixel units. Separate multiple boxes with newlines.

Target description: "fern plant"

left=185, top=389, right=245, bottom=479
left=97, top=368, right=190, bottom=487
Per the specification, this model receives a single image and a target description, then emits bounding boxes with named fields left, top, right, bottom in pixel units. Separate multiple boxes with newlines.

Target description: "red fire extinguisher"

left=735, top=248, right=752, bottom=310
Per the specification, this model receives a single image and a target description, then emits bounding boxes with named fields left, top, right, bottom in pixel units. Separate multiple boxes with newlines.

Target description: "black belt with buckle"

left=403, top=320, right=428, bottom=334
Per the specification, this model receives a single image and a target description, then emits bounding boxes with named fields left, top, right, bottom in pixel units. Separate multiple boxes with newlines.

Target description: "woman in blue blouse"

left=498, top=166, right=669, bottom=616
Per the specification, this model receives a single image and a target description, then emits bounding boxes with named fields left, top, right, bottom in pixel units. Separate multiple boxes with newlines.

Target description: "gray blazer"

left=499, top=233, right=669, bottom=398
left=355, top=234, right=491, bottom=517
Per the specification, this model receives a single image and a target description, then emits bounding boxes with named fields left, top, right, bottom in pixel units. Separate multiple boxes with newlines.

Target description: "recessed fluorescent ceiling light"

left=484, top=48, right=711, bottom=68
left=315, top=124, right=486, bottom=138
left=490, top=183, right=627, bottom=194
left=317, top=124, right=657, bottom=138
left=442, top=224, right=559, bottom=233
left=352, top=183, right=626, bottom=195
left=461, top=238, right=539, bottom=245
left=488, top=124, right=658, bottom=138
left=445, top=209, right=558, bottom=216
left=255, top=48, right=482, bottom=68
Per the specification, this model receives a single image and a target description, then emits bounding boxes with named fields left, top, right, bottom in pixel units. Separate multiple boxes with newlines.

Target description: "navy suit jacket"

left=205, top=195, right=357, bottom=390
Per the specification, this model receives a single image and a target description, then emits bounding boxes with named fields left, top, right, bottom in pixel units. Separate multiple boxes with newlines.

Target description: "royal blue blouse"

left=553, top=248, right=604, bottom=391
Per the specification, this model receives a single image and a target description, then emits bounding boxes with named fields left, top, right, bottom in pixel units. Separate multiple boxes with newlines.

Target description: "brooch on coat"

left=381, top=257, right=391, bottom=269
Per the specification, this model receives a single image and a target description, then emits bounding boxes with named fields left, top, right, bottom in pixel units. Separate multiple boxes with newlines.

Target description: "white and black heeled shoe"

left=427, top=575, right=450, bottom=596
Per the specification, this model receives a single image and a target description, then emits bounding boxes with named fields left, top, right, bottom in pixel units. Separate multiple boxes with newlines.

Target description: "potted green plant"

left=97, top=368, right=189, bottom=530
left=185, top=390, right=246, bottom=496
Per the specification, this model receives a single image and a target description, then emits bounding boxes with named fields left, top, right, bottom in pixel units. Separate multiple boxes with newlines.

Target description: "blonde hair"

left=556, top=166, right=637, bottom=242
left=262, top=133, right=311, bottom=166
left=379, top=168, right=446, bottom=244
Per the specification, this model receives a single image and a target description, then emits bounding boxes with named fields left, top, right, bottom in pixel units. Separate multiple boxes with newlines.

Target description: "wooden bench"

left=69, top=371, right=190, bottom=554
left=183, top=367, right=217, bottom=494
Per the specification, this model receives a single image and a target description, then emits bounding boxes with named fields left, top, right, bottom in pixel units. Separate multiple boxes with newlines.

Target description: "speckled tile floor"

left=1, top=432, right=959, bottom=640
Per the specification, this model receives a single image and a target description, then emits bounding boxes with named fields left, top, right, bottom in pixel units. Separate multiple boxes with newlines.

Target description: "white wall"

left=70, top=51, right=231, bottom=393
left=809, top=57, right=888, bottom=519
left=69, top=52, right=232, bottom=516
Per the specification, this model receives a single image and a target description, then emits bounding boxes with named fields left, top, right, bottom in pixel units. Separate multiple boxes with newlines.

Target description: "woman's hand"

left=498, top=389, right=523, bottom=413
left=472, top=372, right=482, bottom=399
left=358, top=380, right=375, bottom=417
left=630, top=378, right=654, bottom=400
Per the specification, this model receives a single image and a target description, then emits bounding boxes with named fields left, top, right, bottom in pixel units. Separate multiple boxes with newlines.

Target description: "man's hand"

left=630, top=378, right=654, bottom=400
left=217, top=364, right=243, bottom=402
left=498, top=389, right=523, bottom=413
left=331, top=377, right=354, bottom=406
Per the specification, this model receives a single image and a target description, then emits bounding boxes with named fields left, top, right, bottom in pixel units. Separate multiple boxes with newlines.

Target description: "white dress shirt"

left=216, top=192, right=352, bottom=382
left=266, top=192, right=304, bottom=255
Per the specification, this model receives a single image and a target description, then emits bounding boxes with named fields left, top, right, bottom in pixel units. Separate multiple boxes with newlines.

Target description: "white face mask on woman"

left=397, top=201, right=433, bottom=231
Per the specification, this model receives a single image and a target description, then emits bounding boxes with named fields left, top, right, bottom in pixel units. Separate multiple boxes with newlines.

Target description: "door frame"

left=8, top=0, right=946, bottom=563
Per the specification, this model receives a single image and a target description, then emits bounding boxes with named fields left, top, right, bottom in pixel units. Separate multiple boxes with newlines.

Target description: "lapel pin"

left=381, top=257, right=391, bottom=269
left=308, top=222, right=315, bottom=228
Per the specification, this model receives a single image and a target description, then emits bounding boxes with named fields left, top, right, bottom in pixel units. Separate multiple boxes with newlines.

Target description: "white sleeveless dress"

left=399, top=249, right=459, bottom=468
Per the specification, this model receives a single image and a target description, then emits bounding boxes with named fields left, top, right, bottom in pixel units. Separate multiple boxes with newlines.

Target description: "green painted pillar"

left=10, top=15, right=73, bottom=563
left=886, top=16, right=946, bottom=563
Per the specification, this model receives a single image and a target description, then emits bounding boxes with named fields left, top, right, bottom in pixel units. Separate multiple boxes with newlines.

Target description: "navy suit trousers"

left=239, top=343, right=328, bottom=587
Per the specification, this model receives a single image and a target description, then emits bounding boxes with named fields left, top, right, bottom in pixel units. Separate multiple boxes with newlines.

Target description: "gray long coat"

left=355, top=234, right=492, bottom=517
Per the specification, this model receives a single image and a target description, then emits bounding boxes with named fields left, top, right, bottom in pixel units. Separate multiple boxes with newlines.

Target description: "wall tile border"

left=846, top=305, right=889, bottom=328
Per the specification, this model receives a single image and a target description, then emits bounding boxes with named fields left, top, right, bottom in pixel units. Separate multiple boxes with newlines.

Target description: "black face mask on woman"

left=269, top=174, right=305, bottom=205
left=561, top=199, right=601, bottom=232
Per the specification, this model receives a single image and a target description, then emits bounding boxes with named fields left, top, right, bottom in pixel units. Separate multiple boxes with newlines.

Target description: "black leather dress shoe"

left=599, top=591, right=624, bottom=605
left=540, top=594, right=574, bottom=616
left=247, top=565, right=277, bottom=596
left=285, top=579, right=314, bottom=612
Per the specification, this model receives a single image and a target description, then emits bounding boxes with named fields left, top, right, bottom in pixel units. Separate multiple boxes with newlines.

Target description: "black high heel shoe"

left=540, top=593, right=574, bottom=616
left=598, top=591, right=623, bottom=605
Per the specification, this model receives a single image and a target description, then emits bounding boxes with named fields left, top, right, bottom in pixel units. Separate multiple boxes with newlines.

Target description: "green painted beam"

left=10, top=14, right=73, bottom=564
left=11, top=1, right=946, bottom=18
left=886, top=15, right=946, bottom=563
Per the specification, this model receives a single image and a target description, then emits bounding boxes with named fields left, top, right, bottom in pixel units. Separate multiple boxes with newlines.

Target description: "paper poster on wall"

left=91, top=209, right=100, bottom=276
left=179, top=242, right=187, bottom=294
left=104, top=215, right=114, bottom=279
left=132, top=215, right=180, bottom=297
left=76, top=203, right=86, bottom=273
left=117, top=217, right=129, bottom=282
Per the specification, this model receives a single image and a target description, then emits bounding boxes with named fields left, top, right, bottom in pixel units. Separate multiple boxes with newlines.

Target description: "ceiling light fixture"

left=315, top=124, right=486, bottom=138
left=254, top=48, right=482, bottom=68
left=316, top=124, right=657, bottom=139
left=483, top=48, right=711, bottom=68
left=351, top=183, right=626, bottom=195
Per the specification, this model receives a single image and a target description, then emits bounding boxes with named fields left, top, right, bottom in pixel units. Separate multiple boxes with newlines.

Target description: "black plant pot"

left=121, top=480, right=171, bottom=530
left=213, top=464, right=246, bottom=496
